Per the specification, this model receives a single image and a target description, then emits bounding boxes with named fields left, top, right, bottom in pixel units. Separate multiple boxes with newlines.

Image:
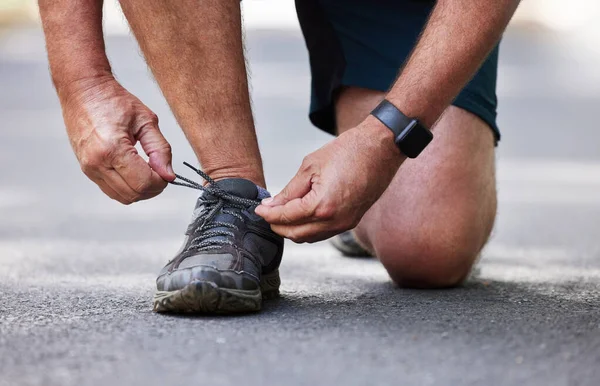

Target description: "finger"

left=82, top=167, right=132, bottom=204
left=136, top=122, right=175, bottom=182
left=264, top=169, right=312, bottom=207
left=95, top=177, right=130, bottom=204
left=271, top=222, right=341, bottom=244
left=104, top=168, right=164, bottom=203
left=255, top=191, right=317, bottom=225
left=112, top=148, right=169, bottom=197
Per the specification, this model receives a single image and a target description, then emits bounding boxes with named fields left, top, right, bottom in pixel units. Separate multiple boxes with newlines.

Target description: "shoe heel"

left=260, top=269, right=280, bottom=299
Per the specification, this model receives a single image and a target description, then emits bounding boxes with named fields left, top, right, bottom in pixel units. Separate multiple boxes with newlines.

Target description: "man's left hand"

left=255, top=117, right=405, bottom=243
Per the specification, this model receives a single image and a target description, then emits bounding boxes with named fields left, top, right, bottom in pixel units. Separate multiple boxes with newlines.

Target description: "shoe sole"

left=152, top=269, right=280, bottom=314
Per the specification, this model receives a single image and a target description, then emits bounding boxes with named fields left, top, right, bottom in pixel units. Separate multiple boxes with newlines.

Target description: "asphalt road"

left=0, top=24, right=599, bottom=386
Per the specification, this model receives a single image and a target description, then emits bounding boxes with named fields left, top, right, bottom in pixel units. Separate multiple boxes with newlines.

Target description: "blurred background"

left=1, top=1, right=599, bottom=385
left=1, top=0, right=599, bottom=279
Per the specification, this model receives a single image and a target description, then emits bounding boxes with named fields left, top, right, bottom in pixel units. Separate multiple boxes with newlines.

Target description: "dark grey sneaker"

left=153, top=163, right=284, bottom=314
left=330, top=230, right=372, bottom=258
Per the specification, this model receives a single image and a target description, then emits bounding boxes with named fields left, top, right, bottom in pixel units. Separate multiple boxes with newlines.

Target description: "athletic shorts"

left=295, top=0, right=501, bottom=142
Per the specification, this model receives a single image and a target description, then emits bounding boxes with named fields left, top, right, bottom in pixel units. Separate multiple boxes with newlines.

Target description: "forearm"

left=387, top=0, right=520, bottom=128
left=38, top=0, right=112, bottom=100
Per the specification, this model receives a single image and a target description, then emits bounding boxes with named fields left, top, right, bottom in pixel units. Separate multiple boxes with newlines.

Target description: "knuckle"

left=280, top=211, right=292, bottom=224
left=294, top=235, right=308, bottom=244
left=162, top=142, right=172, bottom=155
left=300, top=156, right=313, bottom=172
left=96, top=144, right=115, bottom=161
left=111, top=196, right=127, bottom=205
left=79, top=159, right=94, bottom=175
left=288, top=229, right=309, bottom=244
left=132, top=178, right=153, bottom=195
left=286, top=230, right=300, bottom=243
left=279, top=187, right=291, bottom=201
left=111, top=147, right=136, bottom=170
left=315, top=202, right=335, bottom=220
left=125, top=191, right=141, bottom=203
left=137, top=112, right=159, bottom=130
left=299, top=198, right=316, bottom=217
left=83, top=143, right=115, bottom=167
left=79, top=151, right=104, bottom=172
left=148, top=112, right=159, bottom=124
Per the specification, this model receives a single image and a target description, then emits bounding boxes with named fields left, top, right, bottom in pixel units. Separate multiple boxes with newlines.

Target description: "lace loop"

left=169, top=162, right=260, bottom=252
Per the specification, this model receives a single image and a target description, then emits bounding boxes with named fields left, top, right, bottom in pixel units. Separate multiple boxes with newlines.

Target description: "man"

left=39, top=0, right=519, bottom=313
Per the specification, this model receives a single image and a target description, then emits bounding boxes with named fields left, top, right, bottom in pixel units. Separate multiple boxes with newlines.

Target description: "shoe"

left=153, top=163, right=284, bottom=314
left=330, top=230, right=372, bottom=258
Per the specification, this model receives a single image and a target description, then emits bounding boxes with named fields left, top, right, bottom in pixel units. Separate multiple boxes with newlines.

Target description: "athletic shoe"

left=153, top=163, right=284, bottom=313
left=330, top=230, right=372, bottom=258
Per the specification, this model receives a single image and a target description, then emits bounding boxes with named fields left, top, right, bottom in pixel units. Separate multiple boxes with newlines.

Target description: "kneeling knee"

left=375, top=231, right=483, bottom=289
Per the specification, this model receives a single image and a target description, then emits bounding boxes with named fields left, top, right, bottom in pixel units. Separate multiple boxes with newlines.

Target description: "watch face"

left=395, top=120, right=433, bottom=158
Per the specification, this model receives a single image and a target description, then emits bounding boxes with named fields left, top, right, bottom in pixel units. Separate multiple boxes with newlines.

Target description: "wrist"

left=55, top=71, right=116, bottom=104
left=385, top=94, right=441, bottom=130
left=361, top=115, right=406, bottom=166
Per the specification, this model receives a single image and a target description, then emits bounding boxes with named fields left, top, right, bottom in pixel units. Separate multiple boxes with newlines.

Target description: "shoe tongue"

left=188, top=178, right=259, bottom=233
left=213, top=178, right=258, bottom=200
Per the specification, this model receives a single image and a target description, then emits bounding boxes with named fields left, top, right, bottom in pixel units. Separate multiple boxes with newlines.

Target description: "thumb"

left=264, top=170, right=312, bottom=207
left=136, top=122, right=175, bottom=182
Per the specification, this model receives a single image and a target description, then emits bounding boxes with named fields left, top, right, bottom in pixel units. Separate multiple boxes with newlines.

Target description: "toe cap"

left=156, top=264, right=259, bottom=292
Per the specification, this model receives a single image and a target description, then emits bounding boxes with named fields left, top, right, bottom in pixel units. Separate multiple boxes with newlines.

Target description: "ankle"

left=204, top=166, right=266, bottom=188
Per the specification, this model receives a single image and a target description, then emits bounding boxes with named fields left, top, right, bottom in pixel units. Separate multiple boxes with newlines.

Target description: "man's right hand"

left=59, top=76, right=175, bottom=205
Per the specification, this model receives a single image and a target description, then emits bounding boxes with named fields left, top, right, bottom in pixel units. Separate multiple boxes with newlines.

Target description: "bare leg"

left=118, top=0, right=265, bottom=186
left=336, top=86, right=497, bottom=288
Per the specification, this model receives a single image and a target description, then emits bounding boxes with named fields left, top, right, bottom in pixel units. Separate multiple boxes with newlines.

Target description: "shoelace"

left=170, top=162, right=261, bottom=252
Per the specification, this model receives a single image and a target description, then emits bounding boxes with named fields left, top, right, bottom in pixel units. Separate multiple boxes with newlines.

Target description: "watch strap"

left=370, top=99, right=433, bottom=158
left=370, top=99, right=413, bottom=138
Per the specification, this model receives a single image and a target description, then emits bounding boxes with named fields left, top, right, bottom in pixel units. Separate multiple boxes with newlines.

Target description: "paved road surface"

left=0, top=24, right=599, bottom=386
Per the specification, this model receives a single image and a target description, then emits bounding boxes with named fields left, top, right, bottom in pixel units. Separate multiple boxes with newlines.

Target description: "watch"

left=370, top=99, right=433, bottom=158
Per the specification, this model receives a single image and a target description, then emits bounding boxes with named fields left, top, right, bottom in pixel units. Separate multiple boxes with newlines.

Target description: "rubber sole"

left=153, top=269, right=280, bottom=314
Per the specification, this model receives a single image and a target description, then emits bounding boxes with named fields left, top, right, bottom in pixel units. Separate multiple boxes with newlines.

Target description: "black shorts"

left=295, top=0, right=500, bottom=141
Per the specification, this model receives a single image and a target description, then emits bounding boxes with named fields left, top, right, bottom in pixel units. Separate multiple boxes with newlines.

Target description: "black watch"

left=370, top=99, right=433, bottom=158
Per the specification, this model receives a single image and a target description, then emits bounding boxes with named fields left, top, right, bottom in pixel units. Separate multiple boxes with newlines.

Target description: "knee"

left=372, top=223, right=488, bottom=289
